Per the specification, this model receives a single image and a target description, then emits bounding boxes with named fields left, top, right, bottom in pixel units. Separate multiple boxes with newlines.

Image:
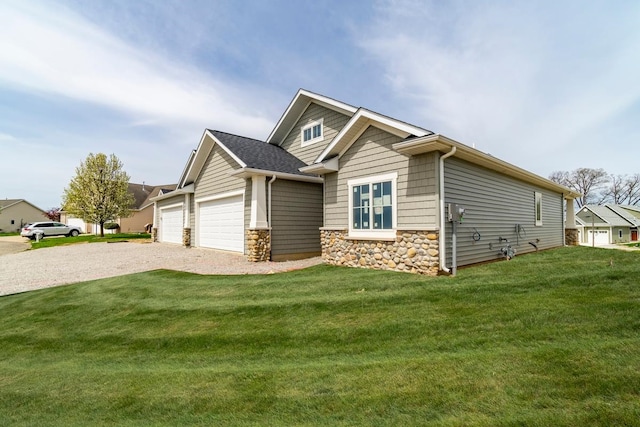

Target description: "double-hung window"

left=348, top=172, right=397, bottom=239
left=301, top=119, right=323, bottom=146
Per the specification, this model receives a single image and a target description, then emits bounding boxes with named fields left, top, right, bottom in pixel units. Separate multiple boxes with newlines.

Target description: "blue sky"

left=1, top=0, right=639, bottom=210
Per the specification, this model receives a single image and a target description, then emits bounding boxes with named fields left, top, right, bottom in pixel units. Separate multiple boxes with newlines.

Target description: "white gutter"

left=439, top=146, right=457, bottom=274
left=267, top=175, right=277, bottom=260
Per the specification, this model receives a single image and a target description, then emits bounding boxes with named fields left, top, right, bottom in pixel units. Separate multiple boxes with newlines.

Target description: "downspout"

left=268, top=175, right=277, bottom=259
left=267, top=175, right=277, bottom=227
left=439, top=146, right=457, bottom=274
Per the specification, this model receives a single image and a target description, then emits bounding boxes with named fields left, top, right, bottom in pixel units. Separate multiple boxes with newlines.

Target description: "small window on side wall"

left=535, top=192, right=543, bottom=226
left=301, top=119, right=323, bottom=146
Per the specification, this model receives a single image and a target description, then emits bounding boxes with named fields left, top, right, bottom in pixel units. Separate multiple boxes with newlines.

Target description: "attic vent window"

left=301, top=119, right=323, bottom=146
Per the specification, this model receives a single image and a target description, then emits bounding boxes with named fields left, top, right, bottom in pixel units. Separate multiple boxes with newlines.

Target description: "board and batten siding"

left=193, top=145, right=251, bottom=254
left=443, top=157, right=564, bottom=267
left=279, top=103, right=351, bottom=165
left=324, top=126, right=438, bottom=230
left=270, top=179, right=323, bottom=259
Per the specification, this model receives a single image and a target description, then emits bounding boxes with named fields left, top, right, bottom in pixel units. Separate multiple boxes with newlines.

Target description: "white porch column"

left=250, top=175, right=269, bottom=229
left=184, top=193, right=191, bottom=228
left=565, top=198, right=576, bottom=228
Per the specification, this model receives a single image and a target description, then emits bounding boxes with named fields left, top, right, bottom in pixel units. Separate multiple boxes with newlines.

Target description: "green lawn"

left=1, top=246, right=639, bottom=426
left=29, top=233, right=151, bottom=249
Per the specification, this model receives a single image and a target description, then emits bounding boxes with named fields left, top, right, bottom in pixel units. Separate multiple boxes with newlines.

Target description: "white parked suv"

left=21, top=222, right=82, bottom=240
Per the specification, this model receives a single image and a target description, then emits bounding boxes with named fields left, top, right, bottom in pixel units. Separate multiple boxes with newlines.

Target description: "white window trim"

left=301, top=118, right=324, bottom=147
left=535, top=192, right=543, bottom=226
left=348, top=172, right=398, bottom=239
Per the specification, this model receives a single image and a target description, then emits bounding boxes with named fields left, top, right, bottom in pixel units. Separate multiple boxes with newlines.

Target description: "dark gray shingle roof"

left=208, top=130, right=314, bottom=177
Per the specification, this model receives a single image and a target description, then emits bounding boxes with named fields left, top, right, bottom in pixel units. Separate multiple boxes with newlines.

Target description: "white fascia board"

left=150, top=184, right=194, bottom=202
left=230, top=167, right=324, bottom=183
left=299, top=156, right=340, bottom=174
left=315, top=108, right=431, bottom=163
left=178, top=149, right=196, bottom=188
left=180, top=130, right=215, bottom=188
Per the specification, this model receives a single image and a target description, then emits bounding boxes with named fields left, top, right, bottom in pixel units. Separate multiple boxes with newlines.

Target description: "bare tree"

left=549, top=168, right=609, bottom=208
left=623, top=174, right=640, bottom=205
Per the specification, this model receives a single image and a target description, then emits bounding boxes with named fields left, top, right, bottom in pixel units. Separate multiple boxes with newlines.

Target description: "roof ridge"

left=207, top=129, right=267, bottom=144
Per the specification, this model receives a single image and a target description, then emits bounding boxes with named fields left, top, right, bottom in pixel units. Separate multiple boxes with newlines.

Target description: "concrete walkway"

left=580, top=243, right=640, bottom=251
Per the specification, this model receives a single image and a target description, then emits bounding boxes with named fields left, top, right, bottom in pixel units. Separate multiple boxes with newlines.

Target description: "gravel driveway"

left=0, top=241, right=323, bottom=297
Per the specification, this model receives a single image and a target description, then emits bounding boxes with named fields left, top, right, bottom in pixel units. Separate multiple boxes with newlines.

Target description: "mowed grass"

left=1, top=246, right=639, bottom=426
left=29, top=233, right=151, bottom=249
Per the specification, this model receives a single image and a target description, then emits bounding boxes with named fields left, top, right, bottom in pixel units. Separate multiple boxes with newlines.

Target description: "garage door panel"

left=160, top=205, right=183, bottom=244
left=198, top=195, right=244, bottom=252
left=588, top=230, right=609, bottom=246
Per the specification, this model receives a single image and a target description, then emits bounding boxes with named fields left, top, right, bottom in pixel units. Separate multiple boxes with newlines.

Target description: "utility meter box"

left=447, top=203, right=465, bottom=222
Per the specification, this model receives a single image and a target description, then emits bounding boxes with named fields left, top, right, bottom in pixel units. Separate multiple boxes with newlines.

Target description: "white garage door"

left=67, top=218, right=86, bottom=233
left=160, top=205, right=183, bottom=244
left=588, top=230, right=609, bottom=246
left=198, top=195, right=244, bottom=252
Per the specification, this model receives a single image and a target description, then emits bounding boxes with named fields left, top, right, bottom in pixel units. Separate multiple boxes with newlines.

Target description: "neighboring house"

left=0, top=199, right=46, bottom=233
left=153, top=89, right=580, bottom=275
left=576, top=204, right=640, bottom=245
left=62, top=183, right=177, bottom=234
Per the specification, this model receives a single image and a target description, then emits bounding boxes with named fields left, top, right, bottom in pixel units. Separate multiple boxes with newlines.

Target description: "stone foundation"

left=321, top=229, right=440, bottom=276
left=565, top=228, right=579, bottom=246
left=151, top=227, right=158, bottom=242
left=182, top=228, right=191, bottom=247
left=247, top=229, right=271, bottom=262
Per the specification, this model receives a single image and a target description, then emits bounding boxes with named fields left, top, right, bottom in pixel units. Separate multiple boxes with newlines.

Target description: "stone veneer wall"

left=182, top=228, right=191, bottom=247
left=247, top=229, right=271, bottom=262
left=151, top=227, right=158, bottom=242
left=565, top=228, right=579, bottom=246
left=321, top=229, right=440, bottom=276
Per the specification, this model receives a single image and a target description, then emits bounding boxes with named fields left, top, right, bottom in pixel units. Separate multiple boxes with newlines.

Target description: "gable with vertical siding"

left=279, top=103, right=352, bottom=165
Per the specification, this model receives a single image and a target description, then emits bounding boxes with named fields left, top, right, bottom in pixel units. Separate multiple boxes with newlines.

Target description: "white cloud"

left=357, top=0, right=640, bottom=175
left=0, top=0, right=275, bottom=138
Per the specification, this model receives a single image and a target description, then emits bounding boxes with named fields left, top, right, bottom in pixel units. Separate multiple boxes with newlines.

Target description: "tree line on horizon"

left=549, top=168, right=640, bottom=208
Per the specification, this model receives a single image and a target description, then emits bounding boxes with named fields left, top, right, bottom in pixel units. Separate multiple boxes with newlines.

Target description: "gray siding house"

left=153, top=89, right=580, bottom=274
left=576, top=204, right=640, bottom=245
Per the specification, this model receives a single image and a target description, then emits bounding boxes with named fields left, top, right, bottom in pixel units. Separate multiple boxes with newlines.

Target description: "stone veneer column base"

left=247, top=229, right=271, bottom=262
left=182, top=228, right=191, bottom=247
left=565, top=228, right=579, bottom=246
left=151, top=227, right=158, bottom=242
left=320, top=229, right=440, bottom=276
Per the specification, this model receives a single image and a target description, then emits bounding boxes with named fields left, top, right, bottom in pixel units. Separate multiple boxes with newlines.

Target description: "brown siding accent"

left=443, top=157, right=565, bottom=266
left=270, top=179, right=323, bottom=259
left=119, top=205, right=153, bottom=233
left=324, top=126, right=438, bottom=230
left=279, top=103, right=351, bottom=164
